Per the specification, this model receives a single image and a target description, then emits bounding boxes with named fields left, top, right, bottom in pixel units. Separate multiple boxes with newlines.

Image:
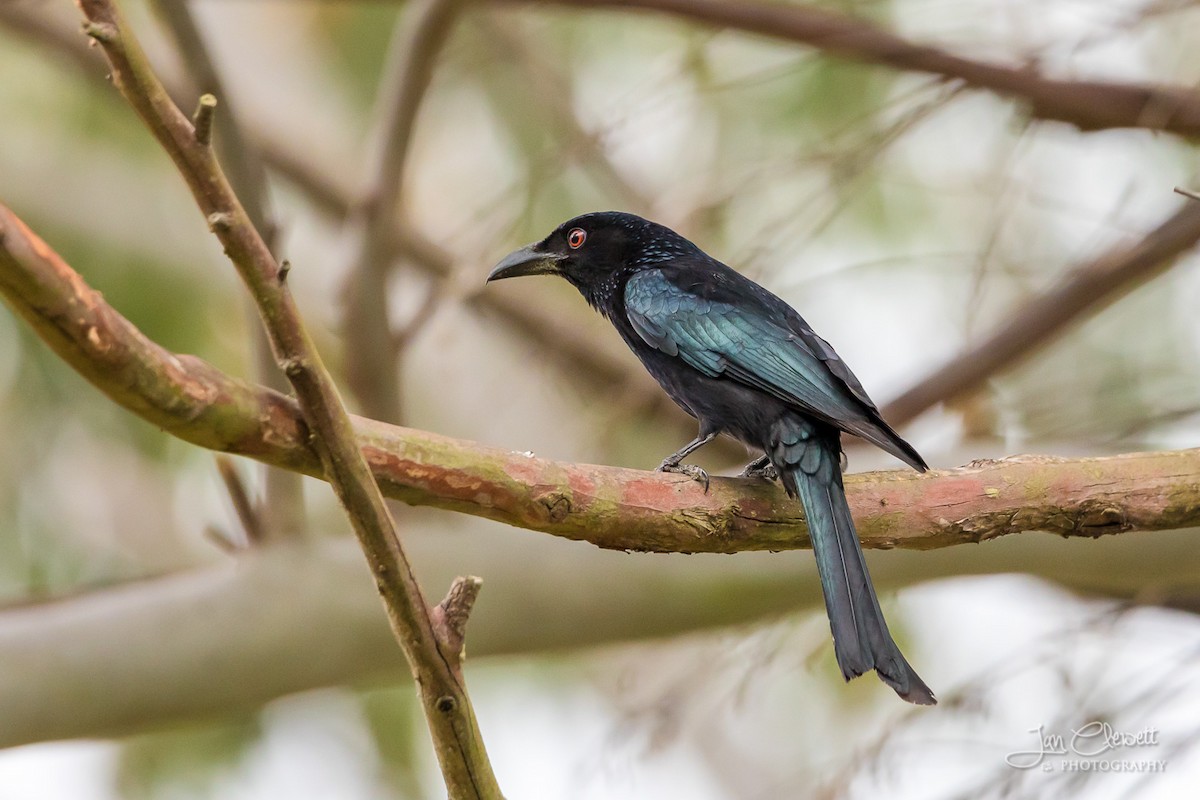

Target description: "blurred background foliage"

left=1, top=0, right=1199, bottom=797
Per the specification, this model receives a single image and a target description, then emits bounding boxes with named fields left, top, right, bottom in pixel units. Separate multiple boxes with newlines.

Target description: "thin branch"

left=342, top=0, right=465, bottom=422
left=190, top=92, right=216, bottom=145
left=150, top=0, right=305, bottom=540
left=71, top=3, right=500, bottom=798
left=882, top=197, right=1200, bottom=425
left=527, top=0, right=1200, bottom=137
left=150, top=0, right=273, bottom=241
left=215, top=455, right=264, bottom=545
left=4, top=201, right=1200, bottom=553
left=393, top=277, right=445, bottom=350
left=1174, top=186, right=1200, bottom=202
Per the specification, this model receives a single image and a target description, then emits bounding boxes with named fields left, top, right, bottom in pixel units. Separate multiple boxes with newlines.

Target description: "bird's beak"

left=486, top=245, right=565, bottom=282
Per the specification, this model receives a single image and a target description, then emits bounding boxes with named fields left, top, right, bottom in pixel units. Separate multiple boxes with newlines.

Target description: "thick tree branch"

left=4, top=201, right=1199, bottom=554
left=2, top=524, right=1196, bottom=748
left=530, top=0, right=1200, bottom=137
left=72, top=3, right=500, bottom=798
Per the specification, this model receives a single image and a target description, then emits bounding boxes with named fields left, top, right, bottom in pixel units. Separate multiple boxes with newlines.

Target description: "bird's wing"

left=624, top=267, right=924, bottom=468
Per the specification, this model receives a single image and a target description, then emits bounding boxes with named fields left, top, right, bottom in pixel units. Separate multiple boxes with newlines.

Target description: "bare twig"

left=882, top=198, right=1200, bottom=425
left=342, top=0, right=465, bottom=422
left=525, top=0, right=1200, bottom=137
left=191, top=93, right=216, bottom=146
left=432, top=576, right=484, bottom=662
left=4, top=201, right=1200, bottom=553
left=71, top=3, right=500, bottom=797
left=1174, top=186, right=1200, bottom=202
left=215, top=455, right=264, bottom=545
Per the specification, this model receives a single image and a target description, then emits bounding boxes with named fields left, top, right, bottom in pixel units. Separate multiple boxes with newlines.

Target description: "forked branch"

left=73, top=2, right=500, bottom=797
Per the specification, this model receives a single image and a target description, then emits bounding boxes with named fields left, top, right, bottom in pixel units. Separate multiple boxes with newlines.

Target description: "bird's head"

left=487, top=211, right=698, bottom=304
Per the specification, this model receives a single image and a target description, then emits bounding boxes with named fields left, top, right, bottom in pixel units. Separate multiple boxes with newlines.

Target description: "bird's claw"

left=738, top=459, right=778, bottom=481
left=658, top=461, right=710, bottom=493
left=739, top=462, right=777, bottom=482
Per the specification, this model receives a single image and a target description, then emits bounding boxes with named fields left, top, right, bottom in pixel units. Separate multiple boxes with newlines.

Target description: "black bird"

left=488, top=211, right=935, bottom=705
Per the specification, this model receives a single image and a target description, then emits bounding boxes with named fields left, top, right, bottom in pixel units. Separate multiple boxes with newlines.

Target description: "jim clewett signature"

left=1006, top=722, right=1161, bottom=770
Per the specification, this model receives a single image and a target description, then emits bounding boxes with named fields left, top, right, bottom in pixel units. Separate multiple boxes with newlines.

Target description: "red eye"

left=567, top=228, right=586, bottom=249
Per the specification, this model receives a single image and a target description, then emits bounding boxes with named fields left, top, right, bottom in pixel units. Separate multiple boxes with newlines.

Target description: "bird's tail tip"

left=884, top=669, right=937, bottom=706
left=840, top=650, right=937, bottom=706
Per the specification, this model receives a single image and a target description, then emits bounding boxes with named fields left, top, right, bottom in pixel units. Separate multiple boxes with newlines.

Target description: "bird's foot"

left=658, top=460, right=710, bottom=493
left=739, top=461, right=778, bottom=481
left=738, top=455, right=778, bottom=481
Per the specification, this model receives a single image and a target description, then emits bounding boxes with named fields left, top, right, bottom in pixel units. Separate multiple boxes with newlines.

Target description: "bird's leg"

left=739, top=454, right=778, bottom=481
left=657, top=432, right=717, bottom=492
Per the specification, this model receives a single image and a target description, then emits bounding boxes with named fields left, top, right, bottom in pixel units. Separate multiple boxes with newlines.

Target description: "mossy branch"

left=4, top=201, right=1199, bottom=556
